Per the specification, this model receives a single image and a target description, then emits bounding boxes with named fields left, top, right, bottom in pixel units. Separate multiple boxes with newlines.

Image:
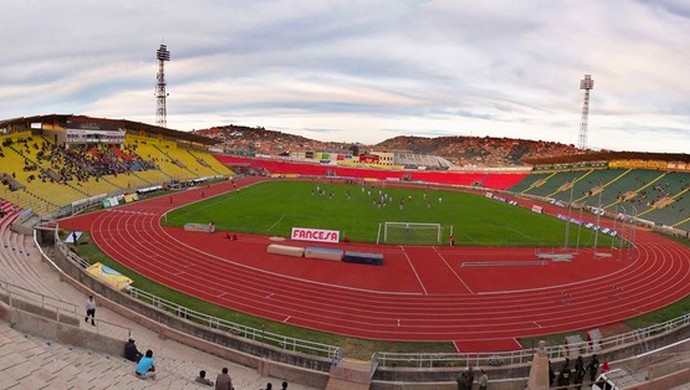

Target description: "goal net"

left=377, top=222, right=446, bottom=245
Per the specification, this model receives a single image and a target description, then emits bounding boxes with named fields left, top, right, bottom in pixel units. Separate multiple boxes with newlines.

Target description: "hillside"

left=195, top=125, right=582, bottom=166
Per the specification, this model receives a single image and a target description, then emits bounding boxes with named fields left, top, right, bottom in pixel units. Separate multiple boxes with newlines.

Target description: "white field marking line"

left=283, top=315, right=291, bottom=323
left=503, top=224, right=545, bottom=245
left=153, top=213, right=423, bottom=296
left=400, top=246, right=428, bottom=295
left=267, top=215, right=285, bottom=232
left=432, top=247, right=474, bottom=295
left=533, top=321, right=541, bottom=328
left=84, top=215, right=688, bottom=334
left=266, top=292, right=274, bottom=298
left=217, top=292, right=228, bottom=298
left=164, top=180, right=264, bottom=221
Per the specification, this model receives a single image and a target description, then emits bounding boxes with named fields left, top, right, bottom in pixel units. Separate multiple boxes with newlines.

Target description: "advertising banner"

left=291, top=227, right=340, bottom=243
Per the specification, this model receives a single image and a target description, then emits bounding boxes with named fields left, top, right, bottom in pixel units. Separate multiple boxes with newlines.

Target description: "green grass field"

left=165, top=181, right=614, bottom=247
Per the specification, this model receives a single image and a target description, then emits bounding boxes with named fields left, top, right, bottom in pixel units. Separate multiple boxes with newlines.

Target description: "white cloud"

left=1, top=0, right=690, bottom=153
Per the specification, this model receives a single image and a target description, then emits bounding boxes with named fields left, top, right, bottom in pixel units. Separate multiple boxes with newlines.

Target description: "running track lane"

left=58, top=177, right=690, bottom=352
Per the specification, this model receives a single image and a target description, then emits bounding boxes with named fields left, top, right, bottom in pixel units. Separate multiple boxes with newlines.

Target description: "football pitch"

left=164, top=180, right=613, bottom=247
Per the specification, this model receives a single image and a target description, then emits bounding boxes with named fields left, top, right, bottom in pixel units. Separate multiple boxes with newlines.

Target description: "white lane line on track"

left=433, top=247, right=475, bottom=295
left=83, top=180, right=688, bottom=338
left=400, top=246, right=428, bottom=295
left=283, top=315, right=291, bottom=323
left=533, top=321, right=541, bottom=328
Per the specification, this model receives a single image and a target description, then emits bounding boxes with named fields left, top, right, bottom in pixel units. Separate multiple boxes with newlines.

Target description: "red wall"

left=215, top=155, right=527, bottom=190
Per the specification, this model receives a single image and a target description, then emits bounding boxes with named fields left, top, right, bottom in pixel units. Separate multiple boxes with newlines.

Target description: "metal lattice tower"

left=577, top=74, right=594, bottom=150
left=155, top=44, right=171, bottom=128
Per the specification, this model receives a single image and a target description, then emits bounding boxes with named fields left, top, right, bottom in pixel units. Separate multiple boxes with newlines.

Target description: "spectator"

left=455, top=371, right=469, bottom=390
left=215, top=367, right=233, bottom=390
left=281, top=381, right=288, bottom=390
left=558, top=359, right=572, bottom=387
left=84, top=295, right=96, bottom=326
left=478, top=369, right=488, bottom=390
left=588, top=354, right=600, bottom=382
left=135, top=350, right=156, bottom=380
left=195, top=370, right=214, bottom=386
left=264, top=383, right=273, bottom=390
left=124, top=338, right=142, bottom=362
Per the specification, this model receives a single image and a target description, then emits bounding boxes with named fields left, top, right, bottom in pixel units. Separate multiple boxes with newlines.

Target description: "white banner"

left=531, top=205, right=543, bottom=214
left=291, top=227, right=340, bottom=243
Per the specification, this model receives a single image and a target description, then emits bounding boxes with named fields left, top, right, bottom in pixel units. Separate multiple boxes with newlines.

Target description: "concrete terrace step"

left=0, top=219, right=317, bottom=389
left=0, top=322, right=200, bottom=389
left=0, top=321, right=293, bottom=390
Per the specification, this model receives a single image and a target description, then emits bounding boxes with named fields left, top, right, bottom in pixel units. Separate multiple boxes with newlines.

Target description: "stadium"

left=1, top=112, right=690, bottom=389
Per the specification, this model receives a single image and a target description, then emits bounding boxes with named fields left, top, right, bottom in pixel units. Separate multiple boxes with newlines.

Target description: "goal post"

left=378, top=222, right=449, bottom=245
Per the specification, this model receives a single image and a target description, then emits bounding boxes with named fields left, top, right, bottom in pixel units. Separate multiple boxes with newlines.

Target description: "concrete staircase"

left=0, top=320, right=283, bottom=389
left=326, top=359, right=371, bottom=390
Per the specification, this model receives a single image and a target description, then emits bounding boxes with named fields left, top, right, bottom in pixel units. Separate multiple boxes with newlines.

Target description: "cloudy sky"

left=2, top=1, right=690, bottom=152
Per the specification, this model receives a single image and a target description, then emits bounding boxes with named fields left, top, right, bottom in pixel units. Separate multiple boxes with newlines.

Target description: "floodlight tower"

left=155, top=44, right=171, bottom=128
left=577, top=74, right=594, bottom=150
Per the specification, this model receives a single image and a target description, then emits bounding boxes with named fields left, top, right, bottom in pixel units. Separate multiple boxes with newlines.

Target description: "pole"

left=576, top=201, right=585, bottom=254
left=564, top=183, right=574, bottom=249
left=593, top=191, right=602, bottom=257
left=618, top=206, right=626, bottom=260
left=629, top=205, right=637, bottom=258
left=611, top=205, right=619, bottom=249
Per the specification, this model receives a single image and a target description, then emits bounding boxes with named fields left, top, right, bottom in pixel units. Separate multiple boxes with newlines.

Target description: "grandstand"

left=511, top=152, right=690, bottom=231
left=0, top=115, right=232, bottom=216
left=2, top=114, right=690, bottom=389
left=215, top=154, right=528, bottom=190
left=392, top=152, right=454, bottom=169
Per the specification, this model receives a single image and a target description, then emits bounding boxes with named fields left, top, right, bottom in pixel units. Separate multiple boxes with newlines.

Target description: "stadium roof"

left=0, top=114, right=219, bottom=145
left=525, top=150, right=690, bottom=165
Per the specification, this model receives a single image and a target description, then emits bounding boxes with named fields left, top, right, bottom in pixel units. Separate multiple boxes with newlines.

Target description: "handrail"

left=373, top=312, right=690, bottom=368
left=50, top=219, right=690, bottom=369
left=53, top=233, right=342, bottom=361
left=0, top=277, right=133, bottom=339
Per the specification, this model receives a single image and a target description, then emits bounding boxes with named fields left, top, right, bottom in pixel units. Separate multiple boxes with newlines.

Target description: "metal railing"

left=0, top=278, right=132, bottom=339
left=373, top=312, right=690, bottom=368
left=54, top=235, right=342, bottom=362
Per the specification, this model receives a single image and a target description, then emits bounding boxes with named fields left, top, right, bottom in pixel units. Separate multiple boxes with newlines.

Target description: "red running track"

left=58, top=177, right=690, bottom=352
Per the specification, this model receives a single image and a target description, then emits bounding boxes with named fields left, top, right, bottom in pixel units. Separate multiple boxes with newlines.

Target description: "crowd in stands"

left=619, top=175, right=686, bottom=213
left=195, top=125, right=582, bottom=168
left=2, top=136, right=156, bottom=188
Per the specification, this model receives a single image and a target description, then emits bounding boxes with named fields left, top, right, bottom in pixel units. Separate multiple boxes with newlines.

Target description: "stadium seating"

left=126, top=134, right=232, bottom=181
left=519, top=170, right=589, bottom=198
left=632, top=172, right=690, bottom=226
left=213, top=155, right=527, bottom=190
left=509, top=167, right=690, bottom=230
left=0, top=132, right=232, bottom=215
left=508, top=172, right=551, bottom=193
left=549, top=169, right=630, bottom=203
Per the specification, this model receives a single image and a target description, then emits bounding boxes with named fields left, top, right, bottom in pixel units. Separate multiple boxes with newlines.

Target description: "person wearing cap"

left=124, top=338, right=142, bottom=362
